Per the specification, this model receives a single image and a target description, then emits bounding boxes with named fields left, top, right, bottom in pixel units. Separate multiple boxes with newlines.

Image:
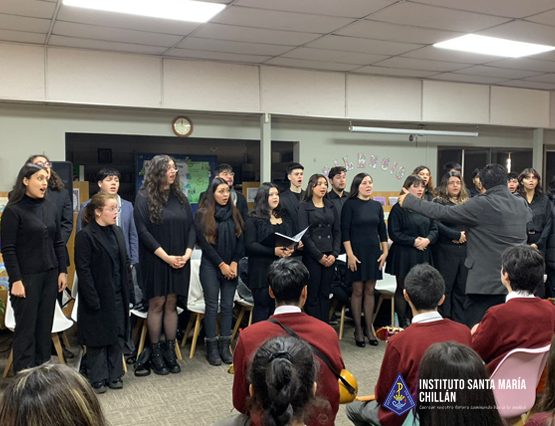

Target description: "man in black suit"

left=279, top=162, right=305, bottom=233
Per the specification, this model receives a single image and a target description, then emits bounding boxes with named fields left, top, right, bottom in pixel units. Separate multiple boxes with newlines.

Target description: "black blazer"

left=298, top=199, right=341, bottom=260
left=75, top=221, right=130, bottom=347
left=279, top=189, right=305, bottom=233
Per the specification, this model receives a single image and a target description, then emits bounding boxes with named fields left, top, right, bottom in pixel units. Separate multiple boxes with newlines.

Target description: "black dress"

left=341, top=198, right=388, bottom=282
left=385, top=203, right=438, bottom=278
left=134, top=190, right=196, bottom=299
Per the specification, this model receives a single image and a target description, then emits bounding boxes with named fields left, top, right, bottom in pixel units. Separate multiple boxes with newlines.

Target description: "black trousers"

left=11, top=269, right=58, bottom=373
left=87, top=341, right=124, bottom=384
left=434, top=245, right=467, bottom=324
left=303, top=254, right=334, bottom=323
left=465, top=294, right=506, bottom=328
left=251, top=287, right=274, bottom=323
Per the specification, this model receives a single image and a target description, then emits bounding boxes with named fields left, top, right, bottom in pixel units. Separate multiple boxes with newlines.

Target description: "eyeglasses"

left=34, top=161, right=52, bottom=168
left=104, top=206, right=121, bottom=213
left=168, top=167, right=179, bottom=172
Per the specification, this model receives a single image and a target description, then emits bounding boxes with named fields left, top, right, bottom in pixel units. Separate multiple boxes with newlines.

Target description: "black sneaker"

left=108, top=378, right=123, bottom=390
left=92, top=381, right=107, bottom=394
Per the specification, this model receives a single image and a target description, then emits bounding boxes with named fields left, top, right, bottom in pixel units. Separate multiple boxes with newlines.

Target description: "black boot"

left=151, top=342, right=169, bottom=375
left=218, top=336, right=233, bottom=364
left=205, top=337, right=221, bottom=366
left=163, top=340, right=181, bottom=374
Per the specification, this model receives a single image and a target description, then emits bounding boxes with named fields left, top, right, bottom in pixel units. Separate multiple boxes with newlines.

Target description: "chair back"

left=4, top=297, right=15, bottom=331
left=5, top=297, right=73, bottom=333
left=376, top=268, right=396, bottom=294
left=490, top=344, right=551, bottom=418
left=187, top=252, right=205, bottom=313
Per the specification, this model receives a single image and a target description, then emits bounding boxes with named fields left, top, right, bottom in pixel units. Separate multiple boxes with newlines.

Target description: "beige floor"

left=0, top=320, right=385, bottom=425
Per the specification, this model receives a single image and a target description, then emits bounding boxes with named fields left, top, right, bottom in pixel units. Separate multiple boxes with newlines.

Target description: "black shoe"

left=364, top=329, right=379, bottom=346
left=218, top=336, right=233, bottom=365
left=354, top=331, right=366, bottom=348
left=151, top=343, right=169, bottom=375
left=108, top=378, right=123, bottom=390
left=205, top=337, right=222, bottom=366
left=92, top=381, right=107, bottom=394
left=163, top=340, right=181, bottom=374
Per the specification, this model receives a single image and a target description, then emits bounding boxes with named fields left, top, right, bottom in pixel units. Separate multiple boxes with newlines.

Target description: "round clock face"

left=172, top=116, right=192, bottom=137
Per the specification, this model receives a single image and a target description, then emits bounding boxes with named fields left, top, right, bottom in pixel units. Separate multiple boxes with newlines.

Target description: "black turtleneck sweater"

left=1, top=195, right=67, bottom=283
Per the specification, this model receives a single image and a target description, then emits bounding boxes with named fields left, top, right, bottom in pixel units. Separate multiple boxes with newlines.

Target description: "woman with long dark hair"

left=386, top=175, right=438, bottom=327
left=298, top=174, right=340, bottom=323
left=412, top=165, right=435, bottom=201
left=432, top=171, right=469, bottom=323
left=245, top=183, right=294, bottom=322
left=341, top=173, right=388, bottom=347
left=195, top=177, right=244, bottom=366
left=417, top=342, right=503, bottom=426
left=134, top=155, right=195, bottom=375
left=0, top=163, right=67, bottom=373
left=75, top=193, right=130, bottom=393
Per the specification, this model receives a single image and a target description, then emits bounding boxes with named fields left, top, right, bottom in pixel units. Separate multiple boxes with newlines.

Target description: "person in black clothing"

left=0, top=163, right=67, bottom=373
left=75, top=193, right=130, bottom=393
left=195, top=177, right=244, bottom=366
left=507, top=171, right=519, bottom=194
left=546, top=176, right=555, bottom=297
left=469, top=168, right=485, bottom=197
left=134, top=155, right=196, bottom=375
left=279, top=162, right=305, bottom=233
left=327, top=166, right=349, bottom=218
left=298, top=174, right=340, bottom=323
left=245, top=183, right=294, bottom=322
left=432, top=171, right=469, bottom=323
left=342, top=173, right=388, bottom=347
left=412, top=165, right=435, bottom=201
left=199, top=164, right=248, bottom=221
left=386, top=175, right=438, bottom=327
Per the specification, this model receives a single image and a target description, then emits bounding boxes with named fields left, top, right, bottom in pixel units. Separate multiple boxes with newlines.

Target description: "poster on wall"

left=135, top=153, right=217, bottom=205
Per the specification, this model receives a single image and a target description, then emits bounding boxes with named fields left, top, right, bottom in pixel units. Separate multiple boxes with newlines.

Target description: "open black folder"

left=261, top=227, right=309, bottom=248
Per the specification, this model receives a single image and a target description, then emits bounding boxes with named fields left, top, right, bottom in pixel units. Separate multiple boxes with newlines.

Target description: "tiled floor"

left=0, top=320, right=385, bottom=425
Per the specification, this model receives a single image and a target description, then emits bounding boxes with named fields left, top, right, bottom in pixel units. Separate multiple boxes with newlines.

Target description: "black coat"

left=298, top=199, right=341, bottom=260
left=75, top=221, right=130, bottom=347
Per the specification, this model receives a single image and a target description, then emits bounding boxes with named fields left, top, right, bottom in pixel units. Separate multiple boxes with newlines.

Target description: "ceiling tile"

left=177, top=37, right=293, bottom=56
left=412, top=0, right=555, bottom=19
left=374, top=57, right=469, bottom=72
left=430, top=73, right=507, bottom=84
left=264, top=57, right=359, bottom=72
left=404, top=46, right=501, bottom=64
left=498, top=80, right=555, bottom=90
left=212, top=6, right=353, bottom=33
left=193, top=23, right=320, bottom=45
left=368, top=2, right=510, bottom=32
left=166, top=47, right=270, bottom=64
left=52, top=22, right=183, bottom=47
left=48, top=35, right=168, bottom=55
left=234, top=0, right=397, bottom=18
left=486, top=57, right=555, bottom=72
left=0, top=0, right=56, bottom=19
left=453, top=65, right=543, bottom=79
left=523, top=73, right=555, bottom=83
left=478, top=20, right=555, bottom=45
left=57, top=6, right=201, bottom=35
left=335, top=19, right=462, bottom=44
left=0, top=29, right=46, bottom=44
left=352, top=66, right=436, bottom=78
left=306, top=34, right=422, bottom=55
left=524, top=9, right=555, bottom=26
left=0, top=13, right=50, bottom=33
left=283, top=47, right=387, bottom=65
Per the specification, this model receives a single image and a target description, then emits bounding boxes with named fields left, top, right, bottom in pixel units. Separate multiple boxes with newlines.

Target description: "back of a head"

left=248, top=336, right=317, bottom=426
left=417, top=342, right=503, bottom=426
left=0, top=364, right=107, bottom=426
left=479, top=163, right=507, bottom=190
left=267, top=258, right=309, bottom=305
left=404, top=264, right=444, bottom=311
left=501, top=245, right=544, bottom=293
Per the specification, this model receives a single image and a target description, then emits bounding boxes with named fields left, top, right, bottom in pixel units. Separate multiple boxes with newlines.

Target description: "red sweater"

left=232, top=312, right=345, bottom=426
left=375, top=319, right=472, bottom=426
left=472, top=298, right=555, bottom=373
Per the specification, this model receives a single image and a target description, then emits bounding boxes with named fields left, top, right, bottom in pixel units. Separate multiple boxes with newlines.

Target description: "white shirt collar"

left=274, top=305, right=302, bottom=315
left=411, top=311, right=443, bottom=324
left=506, top=291, right=535, bottom=302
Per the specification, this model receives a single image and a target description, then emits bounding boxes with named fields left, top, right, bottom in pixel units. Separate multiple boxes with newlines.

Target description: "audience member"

left=416, top=342, right=503, bottom=426
left=75, top=193, right=130, bottom=393
left=471, top=245, right=555, bottom=372
left=233, top=258, right=345, bottom=426
left=346, top=264, right=471, bottom=426
left=0, top=163, right=67, bottom=373
left=386, top=175, right=438, bottom=327
left=342, top=173, right=388, bottom=346
left=399, top=163, right=531, bottom=326
left=195, top=177, right=244, bottom=366
left=412, top=166, right=435, bottom=201
left=298, top=174, right=340, bottom=322
left=279, top=162, right=305, bottom=233
left=0, top=364, right=108, bottom=426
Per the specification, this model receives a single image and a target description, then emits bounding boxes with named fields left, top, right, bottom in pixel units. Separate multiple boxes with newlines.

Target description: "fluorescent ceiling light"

left=434, top=34, right=555, bottom=58
left=349, top=125, right=478, bottom=137
left=63, top=0, right=226, bottom=23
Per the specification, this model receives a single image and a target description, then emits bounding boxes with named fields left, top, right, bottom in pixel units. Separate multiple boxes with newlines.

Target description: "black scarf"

left=215, top=204, right=237, bottom=263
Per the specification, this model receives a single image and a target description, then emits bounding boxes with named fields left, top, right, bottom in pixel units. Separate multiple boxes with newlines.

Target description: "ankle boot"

left=205, top=337, right=222, bottom=366
left=218, top=335, right=233, bottom=364
left=151, top=342, right=169, bottom=375
left=163, top=340, right=181, bottom=374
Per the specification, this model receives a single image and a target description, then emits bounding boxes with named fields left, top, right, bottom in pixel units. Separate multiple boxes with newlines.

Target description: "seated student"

left=526, top=337, right=555, bottom=426
left=233, top=258, right=345, bottom=426
left=416, top=342, right=503, bottom=426
left=0, top=363, right=108, bottom=426
left=471, top=245, right=555, bottom=373
left=346, top=264, right=471, bottom=426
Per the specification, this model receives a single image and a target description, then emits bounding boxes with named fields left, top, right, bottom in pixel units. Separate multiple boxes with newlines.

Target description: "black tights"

left=351, top=280, right=376, bottom=340
left=394, top=276, right=411, bottom=327
left=147, top=294, right=178, bottom=344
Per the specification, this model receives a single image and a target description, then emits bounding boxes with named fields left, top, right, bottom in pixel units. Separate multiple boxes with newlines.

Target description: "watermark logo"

left=383, top=374, right=415, bottom=416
